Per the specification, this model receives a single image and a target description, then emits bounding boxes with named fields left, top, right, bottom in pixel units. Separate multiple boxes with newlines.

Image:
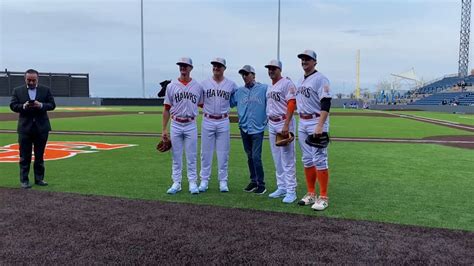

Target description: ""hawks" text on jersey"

left=174, top=91, right=198, bottom=104
left=296, top=86, right=313, bottom=98
left=268, top=91, right=282, bottom=101
left=205, top=89, right=231, bottom=100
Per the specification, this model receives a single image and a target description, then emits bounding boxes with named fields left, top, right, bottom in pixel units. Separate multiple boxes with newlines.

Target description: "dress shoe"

left=21, top=182, right=32, bottom=189
left=35, top=180, right=48, bottom=186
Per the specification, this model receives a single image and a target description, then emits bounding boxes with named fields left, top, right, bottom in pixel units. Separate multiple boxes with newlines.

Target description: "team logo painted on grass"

left=0, top=141, right=136, bottom=163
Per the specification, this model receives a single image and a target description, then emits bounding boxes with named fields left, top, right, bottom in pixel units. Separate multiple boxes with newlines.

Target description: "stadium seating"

left=414, top=76, right=464, bottom=94
left=457, top=92, right=474, bottom=106
left=409, top=92, right=474, bottom=105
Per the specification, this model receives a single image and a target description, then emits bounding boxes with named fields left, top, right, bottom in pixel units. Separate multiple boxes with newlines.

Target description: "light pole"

left=277, top=0, right=281, bottom=61
left=140, top=0, right=145, bottom=98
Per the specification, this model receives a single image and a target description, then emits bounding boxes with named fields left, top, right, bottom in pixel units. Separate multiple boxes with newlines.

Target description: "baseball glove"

left=305, top=132, right=330, bottom=148
left=275, top=132, right=295, bottom=147
left=156, top=138, right=172, bottom=152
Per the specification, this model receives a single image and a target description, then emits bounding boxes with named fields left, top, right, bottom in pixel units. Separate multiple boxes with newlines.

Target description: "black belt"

left=204, top=113, right=229, bottom=119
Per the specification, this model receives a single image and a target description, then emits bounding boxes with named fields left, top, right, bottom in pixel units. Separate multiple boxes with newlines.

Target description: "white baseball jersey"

left=266, top=77, right=296, bottom=117
left=201, top=77, right=238, bottom=115
left=296, top=72, right=332, bottom=114
left=164, top=79, right=204, bottom=117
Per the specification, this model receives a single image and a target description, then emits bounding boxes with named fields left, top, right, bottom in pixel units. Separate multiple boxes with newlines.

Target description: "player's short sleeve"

left=320, top=77, right=332, bottom=99
left=164, top=83, right=173, bottom=106
left=285, top=78, right=297, bottom=101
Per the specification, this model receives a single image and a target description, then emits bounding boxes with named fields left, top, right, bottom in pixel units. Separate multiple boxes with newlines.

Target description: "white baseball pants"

left=199, top=117, right=230, bottom=182
left=170, top=120, right=198, bottom=183
left=297, top=119, right=329, bottom=170
left=268, top=119, right=297, bottom=193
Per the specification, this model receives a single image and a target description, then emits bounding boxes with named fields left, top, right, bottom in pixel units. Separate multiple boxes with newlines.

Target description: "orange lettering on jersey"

left=0, top=141, right=136, bottom=163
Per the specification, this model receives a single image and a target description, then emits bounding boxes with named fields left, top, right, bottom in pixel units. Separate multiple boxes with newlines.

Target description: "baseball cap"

left=211, top=57, right=226, bottom=67
left=297, top=50, right=317, bottom=61
left=264, top=59, right=282, bottom=70
left=238, top=65, right=255, bottom=75
left=176, top=57, right=193, bottom=67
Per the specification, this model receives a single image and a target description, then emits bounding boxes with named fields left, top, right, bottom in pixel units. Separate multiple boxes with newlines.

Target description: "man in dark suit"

left=10, top=69, right=56, bottom=189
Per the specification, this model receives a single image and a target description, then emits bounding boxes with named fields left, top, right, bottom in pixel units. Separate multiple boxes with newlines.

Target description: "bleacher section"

left=409, top=92, right=474, bottom=106
left=414, top=76, right=467, bottom=94
left=458, top=92, right=474, bottom=106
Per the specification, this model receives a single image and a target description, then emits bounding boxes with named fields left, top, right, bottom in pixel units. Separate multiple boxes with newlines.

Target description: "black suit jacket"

left=10, top=84, right=56, bottom=134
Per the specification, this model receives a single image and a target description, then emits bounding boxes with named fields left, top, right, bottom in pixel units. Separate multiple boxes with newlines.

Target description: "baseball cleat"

left=268, top=188, right=286, bottom=198
left=166, top=182, right=182, bottom=194
left=298, top=193, right=316, bottom=206
left=311, top=196, right=329, bottom=211
left=219, top=181, right=229, bottom=192
left=189, top=182, right=199, bottom=194
left=282, top=192, right=297, bottom=203
left=198, top=180, right=208, bottom=192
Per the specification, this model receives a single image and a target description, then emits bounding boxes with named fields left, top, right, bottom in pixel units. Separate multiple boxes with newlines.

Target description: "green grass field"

left=2, top=113, right=472, bottom=139
left=1, top=108, right=473, bottom=231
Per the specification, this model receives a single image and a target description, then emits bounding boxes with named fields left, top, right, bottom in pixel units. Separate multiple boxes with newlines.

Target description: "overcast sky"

left=0, top=0, right=470, bottom=97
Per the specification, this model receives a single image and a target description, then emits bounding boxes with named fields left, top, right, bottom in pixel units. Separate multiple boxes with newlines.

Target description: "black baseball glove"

left=305, top=132, right=330, bottom=148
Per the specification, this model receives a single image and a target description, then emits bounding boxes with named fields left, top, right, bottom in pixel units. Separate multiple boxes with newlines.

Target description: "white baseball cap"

left=176, top=57, right=193, bottom=67
left=238, top=65, right=256, bottom=74
left=211, top=57, right=226, bottom=67
left=297, top=50, right=317, bottom=61
left=264, top=59, right=282, bottom=70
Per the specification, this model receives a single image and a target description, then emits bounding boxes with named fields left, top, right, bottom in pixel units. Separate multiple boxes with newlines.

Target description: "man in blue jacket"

left=230, top=65, right=268, bottom=194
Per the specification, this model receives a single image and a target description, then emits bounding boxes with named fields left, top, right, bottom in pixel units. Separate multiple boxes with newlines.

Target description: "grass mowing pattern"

left=2, top=114, right=472, bottom=138
left=390, top=110, right=474, bottom=125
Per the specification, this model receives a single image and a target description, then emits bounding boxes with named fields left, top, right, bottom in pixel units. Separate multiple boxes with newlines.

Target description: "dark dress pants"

left=239, top=129, right=265, bottom=187
left=18, top=126, right=49, bottom=183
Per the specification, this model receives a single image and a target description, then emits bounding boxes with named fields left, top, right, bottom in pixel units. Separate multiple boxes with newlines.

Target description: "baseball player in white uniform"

left=264, top=60, right=297, bottom=203
left=199, top=58, right=238, bottom=192
left=295, top=50, right=332, bottom=211
left=162, top=57, right=204, bottom=195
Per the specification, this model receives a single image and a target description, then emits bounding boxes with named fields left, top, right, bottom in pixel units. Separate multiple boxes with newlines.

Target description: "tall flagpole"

left=277, top=0, right=281, bottom=61
left=140, top=0, right=145, bottom=98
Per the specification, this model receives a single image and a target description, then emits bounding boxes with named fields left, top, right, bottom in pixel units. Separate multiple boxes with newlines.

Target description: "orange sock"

left=304, top=166, right=317, bottom=194
left=317, top=169, right=329, bottom=198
